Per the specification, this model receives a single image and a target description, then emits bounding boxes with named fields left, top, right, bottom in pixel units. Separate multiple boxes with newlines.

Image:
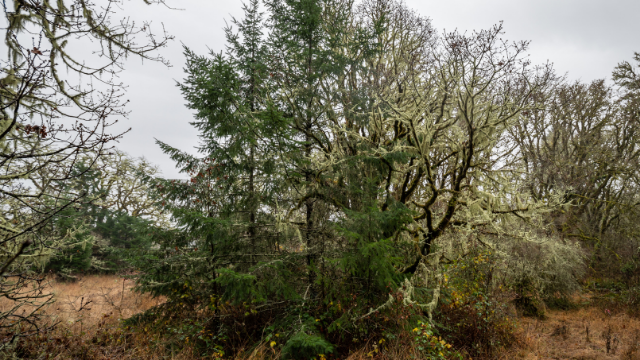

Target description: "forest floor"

left=502, top=302, right=640, bottom=360
left=7, top=275, right=640, bottom=359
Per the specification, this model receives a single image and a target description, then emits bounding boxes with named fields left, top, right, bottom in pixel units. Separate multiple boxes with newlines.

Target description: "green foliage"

left=281, top=332, right=335, bottom=360
left=45, top=222, right=94, bottom=278
left=132, top=1, right=639, bottom=358
left=510, top=271, right=547, bottom=318
left=436, top=250, right=517, bottom=357
left=330, top=203, right=411, bottom=298
left=45, top=159, right=158, bottom=276
left=96, top=212, right=153, bottom=250
left=544, top=295, right=578, bottom=311
left=412, top=321, right=461, bottom=360
left=213, top=269, right=261, bottom=302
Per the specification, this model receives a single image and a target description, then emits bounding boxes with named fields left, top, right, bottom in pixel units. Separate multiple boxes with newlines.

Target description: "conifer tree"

left=265, top=0, right=330, bottom=288
left=144, top=0, right=302, bottom=307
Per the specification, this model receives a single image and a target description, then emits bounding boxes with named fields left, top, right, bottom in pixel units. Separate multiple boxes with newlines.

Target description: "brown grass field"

left=5, top=276, right=640, bottom=359
left=0, top=275, right=167, bottom=359
left=0, top=275, right=162, bottom=333
left=48, top=275, right=161, bottom=328
left=507, top=307, right=640, bottom=360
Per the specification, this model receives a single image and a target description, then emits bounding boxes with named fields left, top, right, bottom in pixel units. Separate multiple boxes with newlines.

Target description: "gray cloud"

left=111, top=1, right=245, bottom=178
left=114, top=0, right=640, bottom=178
left=411, top=0, right=640, bottom=81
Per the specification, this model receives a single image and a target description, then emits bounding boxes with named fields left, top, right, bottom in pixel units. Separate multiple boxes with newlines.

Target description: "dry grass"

left=42, top=275, right=162, bottom=331
left=10, top=278, right=640, bottom=359
left=499, top=307, right=640, bottom=360
left=1, top=274, right=162, bottom=334
left=0, top=275, right=169, bottom=359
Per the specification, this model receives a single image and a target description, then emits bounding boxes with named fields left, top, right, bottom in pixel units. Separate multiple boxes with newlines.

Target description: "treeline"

left=2, top=0, right=640, bottom=358
left=44, top=152, right=166, bottom=279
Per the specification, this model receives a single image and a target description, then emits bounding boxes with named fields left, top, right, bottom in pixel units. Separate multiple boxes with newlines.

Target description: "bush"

left=45, top=228, right=94, bottom=280
left=514, top=295, right=546, bottom=318
left=512, top=277, right=546, bottom=318
left=281, top=333, right=334, bottom=360
left=412, top=321, right=461, bottom=360
left=545, top=294, right=578, bottom=310
left=435, top=250, right=517, bottom=358
left=435, top=292, right=516, bottom=358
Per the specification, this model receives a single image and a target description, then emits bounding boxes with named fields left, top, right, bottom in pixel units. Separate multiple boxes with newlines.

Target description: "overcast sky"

left=112, top=0, right=640, bottom=178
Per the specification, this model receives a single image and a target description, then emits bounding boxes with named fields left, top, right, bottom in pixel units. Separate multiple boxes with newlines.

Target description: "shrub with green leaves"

left=436, top=250, right=517, bottom=357
left=45, top=208, right=95, bottom=278
left=281, top=333, right=334, bottom=360
left=45, top=158, right=159, bottom=276
left=413, top=321, right=461, bottom=360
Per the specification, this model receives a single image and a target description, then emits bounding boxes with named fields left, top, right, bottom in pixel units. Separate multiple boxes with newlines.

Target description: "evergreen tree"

left=144, top=0, right=300, bottom=306
left=265, top=0, right=332, bottom=289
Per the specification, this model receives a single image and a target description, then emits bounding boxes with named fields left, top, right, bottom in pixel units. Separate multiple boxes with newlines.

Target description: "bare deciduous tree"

left=0, top=0, right=172, bottom=347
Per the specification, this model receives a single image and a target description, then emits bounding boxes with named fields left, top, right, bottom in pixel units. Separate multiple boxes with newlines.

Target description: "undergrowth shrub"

left=625, top=287, right=640, bottom=317
left=412, top=321, right=461, bottom=360
left=122, top=298, right=286, bottom=358
left=11, top=313, right=147, bottom=360
left=512, top=277, right=546, bottom=318
left=498, top=234, right=585, bottom=300
left=45, top=223, right=94, bottom=281
left=545, top=293, right=579, bottom=310
left=584, top=278, right=640, bottom=315
left=281, top=332, right=334, bottom=360
left=124, top=284, right=426, bottom=359
left=436, top=227, right=585, bottom=317
left=436, top=250, right=517, bottom=358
